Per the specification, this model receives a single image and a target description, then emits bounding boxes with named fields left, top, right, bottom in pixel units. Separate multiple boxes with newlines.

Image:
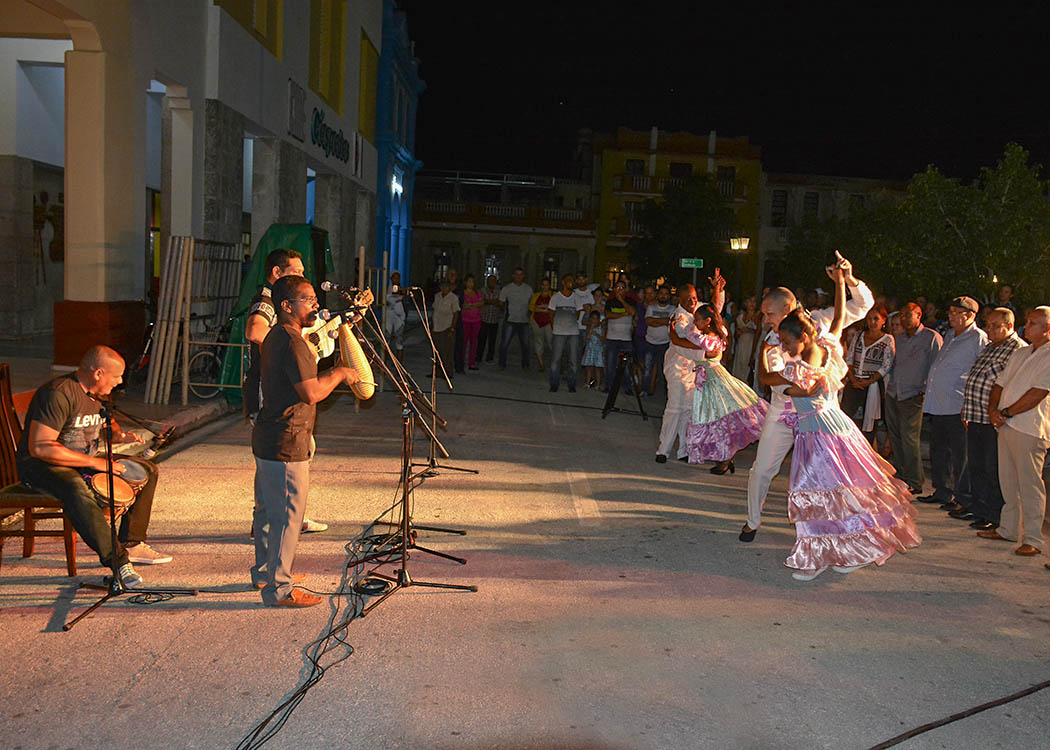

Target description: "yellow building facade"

left=588, top=127, right=762, bottom=293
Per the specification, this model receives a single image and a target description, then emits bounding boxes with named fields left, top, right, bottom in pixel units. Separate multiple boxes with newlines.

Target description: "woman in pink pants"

left=460, top=274, right=484, bottom=369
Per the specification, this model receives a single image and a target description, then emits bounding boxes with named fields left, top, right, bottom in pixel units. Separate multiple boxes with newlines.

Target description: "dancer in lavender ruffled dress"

left=777, top=268, right=921, bottom=581
left=682, top=304, right=768, bottom=474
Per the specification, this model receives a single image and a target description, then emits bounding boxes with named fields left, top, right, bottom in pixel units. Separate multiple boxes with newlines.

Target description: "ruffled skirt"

left=686, top=364, right=768, bottom=462
left=785, top=408, right=921, bottom=571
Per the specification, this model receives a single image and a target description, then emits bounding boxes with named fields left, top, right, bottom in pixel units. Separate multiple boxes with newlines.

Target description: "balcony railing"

left=416, top=200, right=593, bottom=229
left=609, top=216, right=646, bottom=236
left=612, top=174, right=689, bottom=194
left=421, top=200, right=468, bottom=214
left=483, top=204, right=526, bottom=219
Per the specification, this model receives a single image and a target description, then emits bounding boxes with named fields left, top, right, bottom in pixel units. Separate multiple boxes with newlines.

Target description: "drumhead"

left=116, top=459, right=149, bottom=484
left=89, top=472, right=136, bottom=503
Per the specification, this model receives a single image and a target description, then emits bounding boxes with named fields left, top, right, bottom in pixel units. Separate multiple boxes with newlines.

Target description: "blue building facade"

left=375, top=0, right=424, bottom=283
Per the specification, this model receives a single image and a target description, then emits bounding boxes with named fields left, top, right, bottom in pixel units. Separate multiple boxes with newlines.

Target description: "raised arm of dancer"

left=709, top=268, right=726, bottom=315
left=827, top=266, right=847, bottom=339
left=811, top=252, right=873, bottom=331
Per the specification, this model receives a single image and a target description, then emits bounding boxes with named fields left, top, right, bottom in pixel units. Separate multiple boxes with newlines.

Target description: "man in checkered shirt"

left=954, top=307, right=1027, bottom=530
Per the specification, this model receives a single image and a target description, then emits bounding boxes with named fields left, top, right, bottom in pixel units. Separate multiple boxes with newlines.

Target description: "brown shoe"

left=976, top=530, right=1009, bottom=541
left=254, top=573, right=306, bottom=590
left=1015, top=544, right=1041, bottom=556
left=269, top=588, right=322, bottom=607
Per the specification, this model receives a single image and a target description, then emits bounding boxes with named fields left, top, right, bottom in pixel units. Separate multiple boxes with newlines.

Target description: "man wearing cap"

left=917, top=295, right=988, bottom=509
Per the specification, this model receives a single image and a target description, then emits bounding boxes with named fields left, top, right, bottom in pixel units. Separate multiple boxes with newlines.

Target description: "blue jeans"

left=642, top=341, right=669, bottom=394
left=549, top=333, right=580, bottom=389
left=499, top=321, right=530, bottom=368
left=604, top=339, right=635, bottom=393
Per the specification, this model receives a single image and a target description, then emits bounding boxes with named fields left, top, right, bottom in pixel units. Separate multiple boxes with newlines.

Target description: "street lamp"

left=730, top=236, right=750, bottom=308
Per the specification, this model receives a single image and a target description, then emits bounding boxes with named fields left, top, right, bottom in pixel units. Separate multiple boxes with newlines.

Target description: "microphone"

left=390, top=284, right=422, bottom=294
left=320, top=280, right=359, bottom=293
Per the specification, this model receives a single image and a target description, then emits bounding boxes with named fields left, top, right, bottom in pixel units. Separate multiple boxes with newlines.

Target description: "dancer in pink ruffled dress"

left=776, top=267, right=921, bottom=581
left=682, top=304, right=768, bottom=474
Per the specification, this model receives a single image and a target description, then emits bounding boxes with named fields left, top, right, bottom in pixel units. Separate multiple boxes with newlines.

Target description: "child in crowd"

left=581, top=310, right=605, bottom=389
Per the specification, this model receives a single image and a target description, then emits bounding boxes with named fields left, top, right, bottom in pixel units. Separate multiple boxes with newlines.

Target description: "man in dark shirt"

left=251, top=275, right=359, bottom=607
left=17, top=345, right=170, bottom=589
left=243, top=247, right=328, bottom=534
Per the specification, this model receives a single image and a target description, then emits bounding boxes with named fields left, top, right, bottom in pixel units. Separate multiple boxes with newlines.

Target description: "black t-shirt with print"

left=243, top=285, right=277, bottom=416
left=17, top=373, right=103, bottom=468
left=251, top=324, right=318, bottom=462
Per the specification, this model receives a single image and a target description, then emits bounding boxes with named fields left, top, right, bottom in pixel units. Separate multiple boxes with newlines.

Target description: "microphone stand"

left=334, top=296, right=469, bottom=540
left=409, top=289, right=478, bottom=479
left=329, top=295, right=475, bottom=614
left=63, top=396, right=197, bottom=631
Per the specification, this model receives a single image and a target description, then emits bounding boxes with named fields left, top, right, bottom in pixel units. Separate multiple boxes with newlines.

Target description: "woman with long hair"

left=839, top=305, right=894, bottom=442
left=681, top=303, right=768, bottom=474
left=776, top=269, right=920, bottom=581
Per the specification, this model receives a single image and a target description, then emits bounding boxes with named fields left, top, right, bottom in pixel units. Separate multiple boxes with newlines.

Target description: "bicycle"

left=186, top=315, right=231, bottom=400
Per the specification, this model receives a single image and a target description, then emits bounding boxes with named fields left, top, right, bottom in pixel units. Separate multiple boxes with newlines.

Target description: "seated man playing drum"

left=16, top=345, right=171, bottom=588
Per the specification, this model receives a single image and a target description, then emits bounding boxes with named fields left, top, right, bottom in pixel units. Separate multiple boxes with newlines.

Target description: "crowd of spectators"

left=399, top=267, right=1050, bottom=556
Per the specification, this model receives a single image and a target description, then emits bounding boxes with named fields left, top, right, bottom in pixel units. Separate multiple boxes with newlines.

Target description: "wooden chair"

left=0, top=363, right=77, bottom=575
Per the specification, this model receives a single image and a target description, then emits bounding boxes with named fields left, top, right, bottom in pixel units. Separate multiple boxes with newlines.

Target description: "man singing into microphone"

left=244, top=247, right=328, bottom=534
left=251, top=275, right=360, bottom=607
left=16, top=346, right=171, bottom=588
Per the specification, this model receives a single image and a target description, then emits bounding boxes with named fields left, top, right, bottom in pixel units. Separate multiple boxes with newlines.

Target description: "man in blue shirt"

left=917, top=296, right=988, bottom=508
left=884, top=302, right=943, bottom=494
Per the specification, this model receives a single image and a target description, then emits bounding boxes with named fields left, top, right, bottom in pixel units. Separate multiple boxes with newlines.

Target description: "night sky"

left=398, top=2, right=1050, bottom=181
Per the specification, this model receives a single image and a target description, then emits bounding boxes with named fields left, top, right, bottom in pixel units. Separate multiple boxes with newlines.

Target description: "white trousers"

left=746, top=395, right=794, bottom=529
left=997, top=425, right=1050, bottom=549
left=657, top=353, right=696, bottom=458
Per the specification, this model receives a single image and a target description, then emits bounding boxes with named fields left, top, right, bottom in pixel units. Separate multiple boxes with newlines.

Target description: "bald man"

left=739, top=254, right=874, bottom=541
left=17, top=346, right=171, bottom=588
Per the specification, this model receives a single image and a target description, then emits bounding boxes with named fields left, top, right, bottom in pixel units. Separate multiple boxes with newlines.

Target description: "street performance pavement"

left=2, top=363, right=1050, bottom=749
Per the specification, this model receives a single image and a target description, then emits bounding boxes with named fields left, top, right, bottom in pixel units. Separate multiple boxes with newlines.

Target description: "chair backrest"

left=0, top=364, right=21, bottom=486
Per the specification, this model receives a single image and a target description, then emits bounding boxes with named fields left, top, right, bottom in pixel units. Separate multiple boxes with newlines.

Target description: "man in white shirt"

left=498, top=267, right=534, bottom=371
left=656, top=270, right=725, bottom=463
left=384, top=271, right=407, bottom=362
left=431, top=278, right=460, bottom=380
left=548, top=274, right=584, bottom=392
left=740, top=253, right=873, bottom=542
left=603, top=281, right=636, bottom=395
left=979, top=306, right=1050, bottom=555
left=643, top=285, right=676, bottom=396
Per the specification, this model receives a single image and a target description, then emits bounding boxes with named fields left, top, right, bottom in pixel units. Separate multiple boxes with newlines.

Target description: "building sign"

left=287, top=79, right=305, bottom=142
left=311, top=108, right=350, bottom=164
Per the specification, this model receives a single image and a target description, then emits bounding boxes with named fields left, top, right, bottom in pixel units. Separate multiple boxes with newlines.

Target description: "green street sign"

left=679, top=258, right=704, bottom=269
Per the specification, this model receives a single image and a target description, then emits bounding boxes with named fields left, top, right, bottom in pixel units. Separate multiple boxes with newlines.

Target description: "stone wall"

left=202, top=99, right=244, bottom=245
left=0, top=155, right=65, bottom=341
left=250, top=138, right=307, bottom=250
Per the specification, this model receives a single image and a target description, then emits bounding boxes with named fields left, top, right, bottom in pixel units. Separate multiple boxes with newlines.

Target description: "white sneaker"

left=791, top=567, right=827, bottom=581
left=301, top=518, right=328, bottom=533
left=118, top=563, right=142, bottom=588
left=832, top=564, right=868, bottom=574
left=126, top=542, right=173, bottom=565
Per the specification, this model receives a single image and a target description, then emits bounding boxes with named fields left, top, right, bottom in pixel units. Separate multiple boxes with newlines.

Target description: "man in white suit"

left=739, top=253, right=874, bottom=541
left=656, top=270, right=726, bottom=463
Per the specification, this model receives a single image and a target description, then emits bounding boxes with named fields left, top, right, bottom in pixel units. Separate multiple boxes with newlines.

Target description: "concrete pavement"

left=2, top=342, right=1050, bottom=749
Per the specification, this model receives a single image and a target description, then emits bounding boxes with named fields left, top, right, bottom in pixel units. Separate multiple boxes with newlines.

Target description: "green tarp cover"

left=220, top=224, right=334, bottom=406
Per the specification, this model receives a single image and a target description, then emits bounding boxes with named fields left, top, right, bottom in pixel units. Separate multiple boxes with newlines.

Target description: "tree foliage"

left=772, top=143, right=1050, bottom=305
left=628, top=175, right=735, bottom=284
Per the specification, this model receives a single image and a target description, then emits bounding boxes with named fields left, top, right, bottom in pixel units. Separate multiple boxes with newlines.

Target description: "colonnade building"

left=1, top=0, right=420, bottom=365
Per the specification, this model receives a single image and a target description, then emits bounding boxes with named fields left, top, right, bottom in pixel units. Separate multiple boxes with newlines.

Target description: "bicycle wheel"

left=188, top=350, right=222, bottom=399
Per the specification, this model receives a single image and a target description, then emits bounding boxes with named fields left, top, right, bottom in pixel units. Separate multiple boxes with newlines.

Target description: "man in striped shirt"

left=953, top=308, right=1027, bottom=529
